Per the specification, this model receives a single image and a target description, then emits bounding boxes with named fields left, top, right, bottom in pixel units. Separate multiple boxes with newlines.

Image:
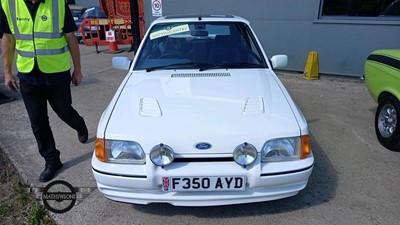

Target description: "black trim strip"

left=92, top=167, right=147, bottom=179
left=173, top=157, right=234, bottom=163
left=260, top=165, right=313, bottom=177
left=367, top=54, right=400, bottom=71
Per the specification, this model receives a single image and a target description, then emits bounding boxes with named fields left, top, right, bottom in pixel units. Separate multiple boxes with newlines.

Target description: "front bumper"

left=91, top=153, right=314, bottom=206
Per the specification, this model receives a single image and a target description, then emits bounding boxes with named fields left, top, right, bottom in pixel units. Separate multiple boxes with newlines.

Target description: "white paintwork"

left=92, top=15, right=314, bottom=206
left=112, top=56, right=131, bottom=71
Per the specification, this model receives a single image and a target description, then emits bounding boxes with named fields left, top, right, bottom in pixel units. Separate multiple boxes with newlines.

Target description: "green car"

left=364, top=49, right=400, bottom=151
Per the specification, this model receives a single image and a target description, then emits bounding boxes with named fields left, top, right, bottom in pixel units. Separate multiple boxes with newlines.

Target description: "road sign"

left=106, top=30, right=116, bottom=42
left=152, top=0, right=162, bottom=17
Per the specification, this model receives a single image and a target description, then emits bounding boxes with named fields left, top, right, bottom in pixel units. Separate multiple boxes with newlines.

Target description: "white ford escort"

left=92, top=15, right=314, bottom=206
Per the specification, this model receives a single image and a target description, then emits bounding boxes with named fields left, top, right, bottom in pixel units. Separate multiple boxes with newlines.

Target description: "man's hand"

left=4, top=74, right=18, bottom=92
left=71, top=70, right=83, bottom=86
left=2, top=34, right=17, bottom=91
left=65, top=32, right=83, bottom=86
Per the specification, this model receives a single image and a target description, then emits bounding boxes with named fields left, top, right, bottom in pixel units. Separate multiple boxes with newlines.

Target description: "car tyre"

left=375, top=95, right=400, bottom=151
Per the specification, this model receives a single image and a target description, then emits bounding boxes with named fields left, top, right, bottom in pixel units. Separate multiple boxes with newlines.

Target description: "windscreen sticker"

left=150, top=24, right=190, bottom=40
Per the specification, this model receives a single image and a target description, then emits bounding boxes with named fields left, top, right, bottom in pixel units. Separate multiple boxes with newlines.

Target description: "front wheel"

left=375, top=96, right=400, bottom=151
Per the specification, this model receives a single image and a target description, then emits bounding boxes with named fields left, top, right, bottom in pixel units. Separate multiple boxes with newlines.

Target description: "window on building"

left=321, top=0, right=400, bottom=18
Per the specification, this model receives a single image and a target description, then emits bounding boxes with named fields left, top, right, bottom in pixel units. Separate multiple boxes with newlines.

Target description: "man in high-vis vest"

left=0, top=0, right=88, bottom=182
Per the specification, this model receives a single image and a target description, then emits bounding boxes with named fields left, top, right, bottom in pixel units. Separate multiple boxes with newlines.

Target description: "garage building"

left=141, top=0, right=399, bottom=77
left=77, top=0, right=400, bottom=77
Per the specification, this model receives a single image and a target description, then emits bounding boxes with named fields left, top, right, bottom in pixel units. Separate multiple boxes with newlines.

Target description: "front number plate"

left=162, top=176, right=246, bottom=192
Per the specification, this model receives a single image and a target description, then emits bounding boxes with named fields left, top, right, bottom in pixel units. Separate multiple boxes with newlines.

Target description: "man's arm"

left=65, top=32, right=83, bottom=86
left=2, top=33, right=18, bottom=92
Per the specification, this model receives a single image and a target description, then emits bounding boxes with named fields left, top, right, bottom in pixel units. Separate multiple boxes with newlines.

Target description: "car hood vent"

left=242, top=97, right=265, bottom=115
left=140, top=98, right=162, bottom=117
left=171, top=72, right=231, bottom=78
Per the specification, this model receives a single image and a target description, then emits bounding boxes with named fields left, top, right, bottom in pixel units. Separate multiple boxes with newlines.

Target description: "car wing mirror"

left=112, top=57, right=132, bottom=71
left=270, top=55, right=288, bottom=69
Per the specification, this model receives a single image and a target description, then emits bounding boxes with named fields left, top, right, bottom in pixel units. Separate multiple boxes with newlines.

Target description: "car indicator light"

left=95, top=138, right=107, bottom=162
left=301, top=135, right=311, bottom=159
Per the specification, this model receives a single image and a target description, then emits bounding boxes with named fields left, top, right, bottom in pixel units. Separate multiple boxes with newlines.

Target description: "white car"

left=92, top=15, right=314, bottom=206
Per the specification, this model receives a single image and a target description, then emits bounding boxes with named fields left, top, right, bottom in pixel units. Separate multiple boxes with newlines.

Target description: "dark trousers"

left=20, top=79, right=86, bottom=167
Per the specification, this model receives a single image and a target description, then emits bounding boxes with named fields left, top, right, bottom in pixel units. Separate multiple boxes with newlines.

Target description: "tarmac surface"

left=1, top=43, right=400, bottom=225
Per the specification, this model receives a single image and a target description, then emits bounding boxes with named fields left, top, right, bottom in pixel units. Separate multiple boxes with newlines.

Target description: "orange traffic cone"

left=108, top=41, right=119, bottom=52
left=105, top=30, right=123, bottom=54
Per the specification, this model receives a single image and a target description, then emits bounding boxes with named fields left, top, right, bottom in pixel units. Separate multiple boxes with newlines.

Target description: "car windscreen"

left=71, top=9, right=84, bottom=17
left=80, top=7, right=107, bottom=19
left=134, top=22, right=268, bottom=71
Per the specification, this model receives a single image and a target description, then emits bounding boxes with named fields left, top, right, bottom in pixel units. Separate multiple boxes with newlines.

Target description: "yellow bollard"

left=304, top=51, right=319, bottom=80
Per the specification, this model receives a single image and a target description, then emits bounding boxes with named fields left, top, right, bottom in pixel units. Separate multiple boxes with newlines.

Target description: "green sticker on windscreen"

left=150, top=24, right=190, bottom=40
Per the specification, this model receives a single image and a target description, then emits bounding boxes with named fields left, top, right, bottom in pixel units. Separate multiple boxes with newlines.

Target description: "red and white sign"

left=151, top=0, right=162, bottom=17
left=106, top=30, right=116, bottom=42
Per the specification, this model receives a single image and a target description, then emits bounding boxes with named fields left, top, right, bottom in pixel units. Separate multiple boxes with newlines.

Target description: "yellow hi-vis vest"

left=1, top=0, right=70, bottom=73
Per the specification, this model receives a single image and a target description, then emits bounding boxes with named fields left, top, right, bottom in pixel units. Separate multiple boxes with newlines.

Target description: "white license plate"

left=162, top=176, right=246, bottom=191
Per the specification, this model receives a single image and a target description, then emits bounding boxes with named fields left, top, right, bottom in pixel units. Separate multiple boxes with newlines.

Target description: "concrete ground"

left=0, top=43, right=399, bottom=225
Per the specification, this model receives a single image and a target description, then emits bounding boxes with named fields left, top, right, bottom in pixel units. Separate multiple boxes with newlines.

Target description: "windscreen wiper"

left=146, top=62, right=216, bottom=72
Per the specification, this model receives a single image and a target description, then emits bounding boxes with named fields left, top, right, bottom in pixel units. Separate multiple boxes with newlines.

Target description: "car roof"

left=68, top=4, right=86, bottom=10
left=153, top=14, right=250, bottom=25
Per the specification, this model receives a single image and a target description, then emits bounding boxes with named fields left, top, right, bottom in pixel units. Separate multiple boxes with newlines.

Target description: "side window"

left=321, top=0, right=400, bottom=18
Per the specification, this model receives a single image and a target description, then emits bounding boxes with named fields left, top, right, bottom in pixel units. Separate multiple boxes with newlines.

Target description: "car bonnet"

left=104, top=69, right=301, bottom=154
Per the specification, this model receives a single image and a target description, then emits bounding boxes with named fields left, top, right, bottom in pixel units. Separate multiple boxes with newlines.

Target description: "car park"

left=74, top=6, right=107, bottom=43
left=91, top=15, right=314, bottom=206
left=364, top=49, right=400, bottom=151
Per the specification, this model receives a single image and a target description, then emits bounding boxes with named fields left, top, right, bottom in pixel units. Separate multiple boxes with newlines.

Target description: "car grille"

left=173, top=157, right=234, bottom=163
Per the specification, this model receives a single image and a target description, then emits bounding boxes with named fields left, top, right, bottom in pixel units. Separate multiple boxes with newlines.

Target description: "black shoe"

left=77, top=126, right=88, bottom=144
left=39, top=163, right=63, bottom=183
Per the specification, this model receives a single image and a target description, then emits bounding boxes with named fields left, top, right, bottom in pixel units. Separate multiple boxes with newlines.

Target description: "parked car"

left=68, top=4, right=86, bottom=21
left=74, top=6, right=107, bottom=43
left=364, top=49, right=400, bottom=151
left=91, top=15, right=314, bottom=206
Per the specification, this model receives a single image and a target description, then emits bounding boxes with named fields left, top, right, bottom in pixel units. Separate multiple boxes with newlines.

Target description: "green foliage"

left=0, top=151, right=55, bottom=225
left=26, top=202, right=51, bottom=225
left=0, top=203, right=11, bottom=216
left=14, top=181, right=31, bottom=204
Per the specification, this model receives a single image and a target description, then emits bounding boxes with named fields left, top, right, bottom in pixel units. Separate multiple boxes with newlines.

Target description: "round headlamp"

left=150, top=143, right=174, bottom=167
left=233, top=142, right=257, bottom=167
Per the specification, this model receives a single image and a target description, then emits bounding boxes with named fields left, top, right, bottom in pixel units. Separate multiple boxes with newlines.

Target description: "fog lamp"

left=233, top=142, right=257, bottom=167
left=150, top=144, right=174, bottom=166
